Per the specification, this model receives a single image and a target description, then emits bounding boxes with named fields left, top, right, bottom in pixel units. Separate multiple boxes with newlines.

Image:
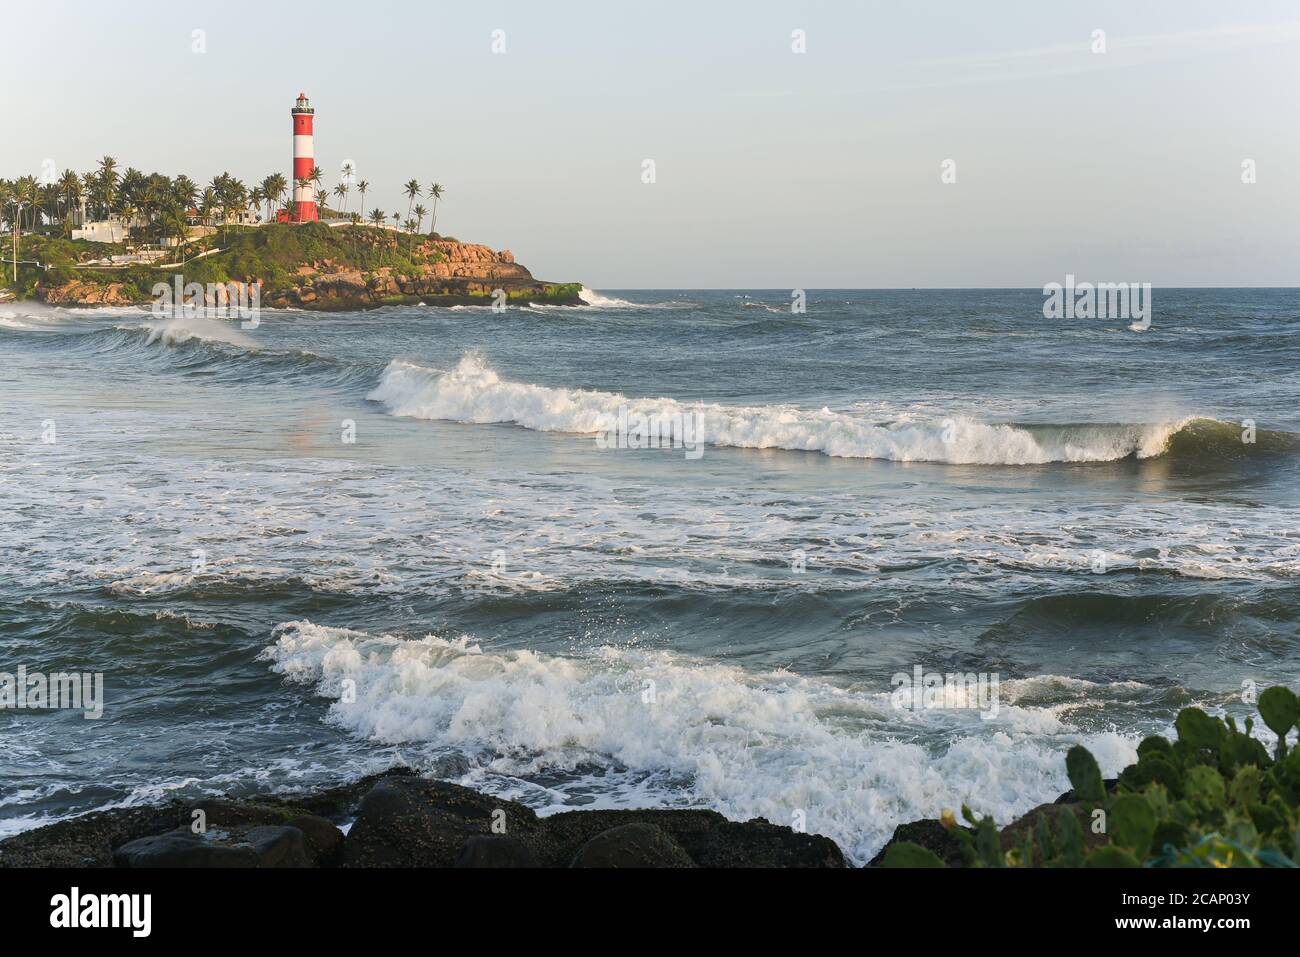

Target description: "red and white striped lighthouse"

left=290, top=92, right=318, bottom=223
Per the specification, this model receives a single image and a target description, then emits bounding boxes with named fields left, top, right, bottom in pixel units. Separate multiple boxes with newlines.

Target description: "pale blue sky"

left=6, top=0, right=1299, bottom=286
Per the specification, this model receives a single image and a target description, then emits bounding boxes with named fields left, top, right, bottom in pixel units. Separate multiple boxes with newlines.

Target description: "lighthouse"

left=290, top=92, right=318, bottom=223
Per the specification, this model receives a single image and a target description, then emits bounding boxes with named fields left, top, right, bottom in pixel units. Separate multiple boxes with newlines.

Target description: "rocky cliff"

left=29, top=225, right=582, bottom=309
left=273, top=239, right=570, bottom=309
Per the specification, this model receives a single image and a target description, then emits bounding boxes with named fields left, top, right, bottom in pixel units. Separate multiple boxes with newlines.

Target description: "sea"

left=1, top=288, right=1297, bottom=865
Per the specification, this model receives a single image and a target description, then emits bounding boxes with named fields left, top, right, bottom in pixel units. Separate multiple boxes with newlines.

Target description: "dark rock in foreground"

left=866, top=820, right=967, bottom=868
left=0, top=771, right=846, bottom=869
left=570, top=823, right=695, bottom=868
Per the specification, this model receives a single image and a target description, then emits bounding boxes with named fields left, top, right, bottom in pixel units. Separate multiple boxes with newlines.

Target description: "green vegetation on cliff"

left=10, top=223, right=583, bottom=308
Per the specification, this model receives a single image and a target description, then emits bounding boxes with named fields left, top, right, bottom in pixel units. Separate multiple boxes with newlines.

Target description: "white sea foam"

left=262, top=619, right=1139, bottom=863
left=0, top=302, right=75, bottom=330
left=578, top=287, right=637, bottom=307
left=127, top=317, right=259, bottom=348
left=368, top=353, right=1190, bottom=465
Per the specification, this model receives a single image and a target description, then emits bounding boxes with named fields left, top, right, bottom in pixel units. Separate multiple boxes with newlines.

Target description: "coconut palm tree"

left=227, top=178, right=247, bottom=235
left=13, top=176, right=38, bottom=231
left=96, top=157, right=119, bottom=220
left=412, top=203, right=427, bottom=236
left=259, top=175, right=275, bottom=221
left=7, top=178, right=34, bottom=271
left=355, top=180, right=369, bottom=219
left=339, top=163, right=355, bottom=206
left=159, top=202, right=190, bottom=261
left=199, top=186, right=217, bottom=229
left=43, top=183, right=62, bottom=227
left=170, top=205, right=193, bottom=265
left=333, top=182, right=348, bottom=217
left=58, top=170, right=81, bottom=210
left=368, top=208, right=385, bottom=227
left=391, top=212, right=401, bottom=231
left=427, top=182, right=445, bottom=236
left=171, top=175, right=198, bottom=212
left=262, top=173, right=287, bottom=221
left=403, top=179, right=421, bottom=224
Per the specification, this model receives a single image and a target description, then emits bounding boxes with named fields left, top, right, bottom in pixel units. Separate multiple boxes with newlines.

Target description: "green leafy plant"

left=880, top=685, right=1300, bottom=868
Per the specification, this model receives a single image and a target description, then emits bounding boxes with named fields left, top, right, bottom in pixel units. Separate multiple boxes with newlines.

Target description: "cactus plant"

left=880, top=684, right=1300, bottom=868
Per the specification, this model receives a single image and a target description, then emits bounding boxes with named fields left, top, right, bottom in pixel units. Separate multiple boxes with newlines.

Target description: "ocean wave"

left=42, top=320, right=376, bottom=390
left=367, top=353, right=1290, bottom=466
left=125, top=316, right=260, bottom=349
left=261, top=619, right=1140, bottom=864
left=0, top=302, right=81, bottom=330
left=578, top=287, right=637, bottom=307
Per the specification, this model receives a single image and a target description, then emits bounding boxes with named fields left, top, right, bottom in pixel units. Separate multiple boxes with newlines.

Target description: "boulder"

left=245, top=826, right=311, bottom=868
left=867, top=820, right=967, bottom=868
left=285, top=815, right=345, bottom=867
left=455, top=836, right=538, bottom=868
left=570, top=824, right=694, bottom=868
left=341, top=777, right=539, bottom=867
left=113, top=823, right=318, bottom=868
left=539, top=808, right=845, bottom=868
left=113, top=831, right=259, bottom=868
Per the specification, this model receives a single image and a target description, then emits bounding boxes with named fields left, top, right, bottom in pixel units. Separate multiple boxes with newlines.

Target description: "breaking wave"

left=261, top=619, right=1141, bottom=864
left=367, top=353, right=1292, bottom=466
left=578, top=287, right=637, bottom=307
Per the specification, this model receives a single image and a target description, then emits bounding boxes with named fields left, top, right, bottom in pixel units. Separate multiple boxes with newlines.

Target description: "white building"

left=72, top=220, right=129, bottom=243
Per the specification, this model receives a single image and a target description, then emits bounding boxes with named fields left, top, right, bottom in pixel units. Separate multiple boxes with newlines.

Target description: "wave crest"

left=367, top=353, right=1264, bottom=465
left=261, top=619, right=1139, bottom=863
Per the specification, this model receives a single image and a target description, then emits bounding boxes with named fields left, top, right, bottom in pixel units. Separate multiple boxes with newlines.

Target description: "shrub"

left=882, top=686, right=1300, bottom=868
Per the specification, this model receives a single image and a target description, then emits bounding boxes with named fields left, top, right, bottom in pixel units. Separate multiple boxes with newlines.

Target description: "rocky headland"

left=14, top=223, right=583, bottom=310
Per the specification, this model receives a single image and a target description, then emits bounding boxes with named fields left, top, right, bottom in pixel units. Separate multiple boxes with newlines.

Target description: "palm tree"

left=412, top=203, right=427, bottom=235
left=96, top=156, right=119, bottom=221
left=0, top=182, right=12, bottom=252
left=309, top=165, right=324, bottom=196
left=171, top=205, right=193, bottom=265
left=403, top=179, right=421, bottom=224
left=199, top=187, right=217, bottom=230
left=171, top=175, right=198, bottom=212
left=227, top=178, right=247, bottom=237
left=333, top=182, right=348, bottom=218
left=160, top=202, right=190, bottom=262
left=116, top=202, right=137, bottom=245
left=39, top=183, right=60, bottom=229
left=58, top=169, right=81, bottom=218
left=8, top=178, right=34, bottom=270
left=273, top=173, right=288, bottom=217
left=391, top=212, right=401, bottom=231
left=427, top=182, right=445, bottom=236
left=262, top=173, right=287, bottom=221
left=355, top=180, right=369, bottom=219
left=368, top=208, right=385, bottom=227
left=14, top=176, right=38, bottom=231
left=259, top=175, right=274, bottom=221
left=339, top=163, right=355, bottom=208
left=250, top=186, right=265, bottom=223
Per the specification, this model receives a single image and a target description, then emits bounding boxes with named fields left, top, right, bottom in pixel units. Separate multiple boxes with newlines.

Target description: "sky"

left=5, top=0, right=1299, bottom=287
